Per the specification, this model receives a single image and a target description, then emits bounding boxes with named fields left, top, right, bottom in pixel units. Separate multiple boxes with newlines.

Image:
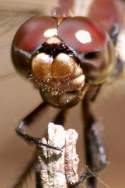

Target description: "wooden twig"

left=36, top=122, right=79, bottom=188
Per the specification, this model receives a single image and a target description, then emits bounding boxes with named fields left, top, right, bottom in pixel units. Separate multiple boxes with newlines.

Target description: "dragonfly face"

left=12, top=16, right=115, bottom=107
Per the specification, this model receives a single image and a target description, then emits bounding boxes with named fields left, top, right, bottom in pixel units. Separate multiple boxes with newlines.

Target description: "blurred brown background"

left=0, top=0, right=125, bottom=188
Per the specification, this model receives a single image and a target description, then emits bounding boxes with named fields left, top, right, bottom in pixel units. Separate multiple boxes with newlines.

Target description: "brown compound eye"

left=13, top=16, right=57, bottom=52
left=80, top=41, right=115, bottom=84
left=12, top=16, right=57, bottom=77
left=58, top=17, right=115, bottom=84
left=58, top=17, right=107, bottom=53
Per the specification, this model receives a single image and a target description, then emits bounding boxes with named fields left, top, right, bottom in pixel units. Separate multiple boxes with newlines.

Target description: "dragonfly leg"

left=81, top=97, right=108, bottom=188
left=53, top=108, right=68, bottom=125
left=16, top=124, right=62, bottom=151
left=15, top=102, right=48, bottom=144
left=16, top=104, right=67, bottom=150
left=15, top=107, right=68, bottom=188
left=35, top=171, right=42, bottom=188
left=16, top=102, right=48, bottom=129
left=13, top=102, right=48, bottom=188
left=12, top=152, right=37, bottom=188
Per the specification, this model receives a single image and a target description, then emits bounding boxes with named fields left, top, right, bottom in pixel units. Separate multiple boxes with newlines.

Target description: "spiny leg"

left=15, top=129, right=44, bottom=188
left=15, top=106, right=68, bottom=150
left=16, top=102, right=48, bottom=129
left=53, top=108, right=95, bottom=187
left=12, top=152, right=37, bottom=188
left=15, top=102, right=49, bottom=144
left=53, top=108, right=68, bottom=125
left=35, top=171, right=42, bottom=188
left=81, top=97, right=108, bottom=188
left=13, top=102, right=48, bottom=188
left=15, top=102, right=67, bottom=188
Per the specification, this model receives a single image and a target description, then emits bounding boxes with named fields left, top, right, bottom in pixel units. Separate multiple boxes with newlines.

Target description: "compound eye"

left=58, top=17, right=107, bottom=53
left=13, top=16, right=57, bottom=52
left=81, top=41, right=115, bottom=84
left=12, top=16, right=57, bottom=77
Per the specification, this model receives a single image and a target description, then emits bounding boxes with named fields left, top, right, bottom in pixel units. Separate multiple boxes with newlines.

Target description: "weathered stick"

left=37, top=122, right=79, bottom=188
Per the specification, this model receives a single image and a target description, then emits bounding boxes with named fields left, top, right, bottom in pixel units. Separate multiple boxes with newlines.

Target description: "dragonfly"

left=0, top=0, right=125, bottom=188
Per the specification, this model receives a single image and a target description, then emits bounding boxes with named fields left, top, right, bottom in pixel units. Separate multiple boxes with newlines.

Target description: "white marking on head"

left=75, top=30, right=92, bottom=44
left=44, top=28, right=57, bottom=38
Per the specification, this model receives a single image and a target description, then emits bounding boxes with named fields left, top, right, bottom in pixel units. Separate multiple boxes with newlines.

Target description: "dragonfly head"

left=12, top=16, right=115, bottom=107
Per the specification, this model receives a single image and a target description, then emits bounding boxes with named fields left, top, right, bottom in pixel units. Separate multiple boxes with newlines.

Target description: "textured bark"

left=37, top=122, right=79, bottom=188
